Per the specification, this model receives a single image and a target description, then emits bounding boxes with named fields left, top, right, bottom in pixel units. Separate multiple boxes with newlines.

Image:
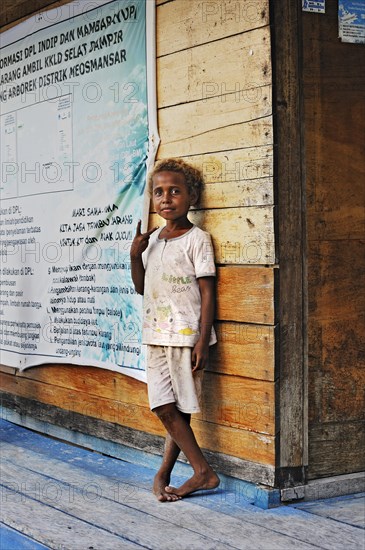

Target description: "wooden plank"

left=198, top=373, right=275, bottom=435
left=308, top=241, right=365, bottom=320
left=158, top=85, right=272, bottom=155
left=158, top=27, right=271, bottom=107
left=272, top=0, right=307, bottom=482
left=151, top=148, right=274, bottom=210
left=0, top=448, right=300, bottom=549
left=0, top=365, right=16, bottom=375
left=157, top=116, right=273, bottom=158
left=153, top=146, right=274, bottom=210
left=1, top=461, right=229, bottom=550
left=307, top=207, right=365, bottom=241
left=216, top=267, right=275, bottom=325
left=4, top=436, right=364, bottom=550
left=1, top=398, right=276, bottom=485
left=0, top=478, right=140, bottom=550
left=0, top=371, right=164, bottom=437
left=211, top=322, right=275, bottom=380
left=186, top=146, right=273, bottom=184
left=177, top=146, right=274, bottom=209
left=157, top=0, right=269, bottom=56
left=17, top=366, right=276, bottom=433
left=150, top=206, right=275, bottom=265
left=308, top=421, right=365, bottom=479
left=294, top=496, right=365, bottom=529
left=303, top=473, right=365, bottom=501
left=0, top=373, right=275, bottom=464
left=303, top=1, right=365, bottom=480
left=192, top=417, right=275, bottom=466
left=308, top=317, right=365, bottom=424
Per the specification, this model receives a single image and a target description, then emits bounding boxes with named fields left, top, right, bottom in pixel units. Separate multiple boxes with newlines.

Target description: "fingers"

left=135, top=220, right=142, bottom=236
left=135, top=220, right=159, bottom=238
left=191, top=351, right=205, bottom=372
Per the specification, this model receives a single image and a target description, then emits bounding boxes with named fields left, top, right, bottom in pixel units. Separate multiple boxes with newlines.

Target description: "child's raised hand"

left=130, top=220, right=158, bottom=259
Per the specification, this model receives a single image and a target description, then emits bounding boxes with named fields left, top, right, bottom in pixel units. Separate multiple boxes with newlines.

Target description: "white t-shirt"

left=142, top=225, right=217, bottom=347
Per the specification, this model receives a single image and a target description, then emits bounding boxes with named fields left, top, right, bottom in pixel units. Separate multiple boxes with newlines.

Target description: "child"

left=130, top=158, right=220, bottom=502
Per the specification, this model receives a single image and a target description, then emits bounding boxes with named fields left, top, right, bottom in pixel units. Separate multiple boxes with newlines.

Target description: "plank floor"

left=0, top=420, right=364, bottom=550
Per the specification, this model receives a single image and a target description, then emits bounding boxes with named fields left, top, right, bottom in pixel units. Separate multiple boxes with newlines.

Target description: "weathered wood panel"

left=150, top=206, right=275, bottom=265
left=303, top=0, right=365, bottom=478
left=308, top=317, right=365, bottom=425
left=16, top=366, right=275, bottom=434
left=0, top=373, right=275, bottom=464
left=157, top=116, right=273, bottom=158
left=181, top=146, right=274, bottom=209
left=186, top=147, right=273, bottom=184
left=217, top=267, right=275, bottom=325
left=157, top=0, right=269, bottom=56
left=307, top=207, right=365, bottom=242
left=308, top=422, right=365, bottom=479
left=158, top=27, right=271, bottom=107
left=211, top=322, right=275, bottom=380
left=272, top=0, right=306, bottom=482
left=192, top=418, right=275, bottom=466
left=197, top=373, right=275, bottom=435
left=308, top=241, right=365, bottom=321
left=158, top=85, right=272, bottom=155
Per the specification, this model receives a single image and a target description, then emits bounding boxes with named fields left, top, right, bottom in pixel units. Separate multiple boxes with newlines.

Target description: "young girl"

left=130, top=158, right=219, bottom=502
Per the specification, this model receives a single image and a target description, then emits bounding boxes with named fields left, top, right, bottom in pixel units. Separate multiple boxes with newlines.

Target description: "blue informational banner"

left=0, top=0, right=159, bottom=380
left=339, top=1, right=365, bottom=43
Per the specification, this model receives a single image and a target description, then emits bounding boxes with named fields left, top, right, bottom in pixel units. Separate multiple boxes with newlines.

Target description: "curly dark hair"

left=148, top=158, right=204, bottom=206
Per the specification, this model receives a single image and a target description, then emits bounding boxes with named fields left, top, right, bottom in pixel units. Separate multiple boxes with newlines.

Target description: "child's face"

left=151, top=171, right=196, bottom=222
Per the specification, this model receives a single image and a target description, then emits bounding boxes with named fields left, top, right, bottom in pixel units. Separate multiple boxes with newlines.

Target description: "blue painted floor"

left=0, top=419, right=364, bottom=550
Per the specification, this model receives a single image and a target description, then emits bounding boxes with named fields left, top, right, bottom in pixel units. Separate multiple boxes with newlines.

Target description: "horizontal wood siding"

left=0, top=0, right=276, bottom=480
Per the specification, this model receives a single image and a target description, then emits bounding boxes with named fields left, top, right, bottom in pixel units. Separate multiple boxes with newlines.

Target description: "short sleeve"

left=192, top=231, right=216, bottom=278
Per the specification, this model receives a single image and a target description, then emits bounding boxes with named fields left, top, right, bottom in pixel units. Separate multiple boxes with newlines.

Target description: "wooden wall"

left=0, top=0, right=277, bottom=485
left=302, top=2, right=365, bottom=478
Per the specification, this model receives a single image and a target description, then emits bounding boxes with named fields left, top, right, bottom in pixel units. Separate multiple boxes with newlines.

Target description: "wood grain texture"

left=0, top=373, right=275, bottom=464
left=308, top=421, right=365, bottom=479
left=216, top=266, right=275, bottom=324
left=1, top=395, right=276, bottom=484
left=157, top=27, right=271, bottom=107
left=178, top=146, right=274, bottom=209
left=197, top=373, right=275, bottom=435
left=303, top=0, right=365, bottom=479
left=211, top=322, right=275, bottom=380
left=157, top=0, right=269, bottom=56
left=157, top=116, right=273, bottom=158
left=308, top=241, right=365, bottom=321
left=158, top=85, right=272, bottom=156
left=150, top=206, right=275, bottom=265
left=308, top=316, right=365, bottom=425
left=11, top=366, right=275, bottom=435
left=272, top=0, right=306, bottom=478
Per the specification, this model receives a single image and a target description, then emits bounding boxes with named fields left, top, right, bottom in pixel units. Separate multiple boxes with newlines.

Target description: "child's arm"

left=192, top=276, right=215, bottom=372
left=130, top=220, right=158, bottom=295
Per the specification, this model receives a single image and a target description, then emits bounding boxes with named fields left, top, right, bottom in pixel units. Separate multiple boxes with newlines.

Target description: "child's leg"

left=153, top=413, right=190, bottom=502
left=154, top=403, right=219, bottom=498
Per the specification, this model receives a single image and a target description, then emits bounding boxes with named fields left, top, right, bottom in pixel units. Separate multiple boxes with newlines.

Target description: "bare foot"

left=165, top=469, right=220, bottom=498
left=153, top=472, right=181, bottom=502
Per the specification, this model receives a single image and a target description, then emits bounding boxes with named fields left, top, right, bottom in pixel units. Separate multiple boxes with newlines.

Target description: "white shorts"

left=146, top=345, right=203, bottom=414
